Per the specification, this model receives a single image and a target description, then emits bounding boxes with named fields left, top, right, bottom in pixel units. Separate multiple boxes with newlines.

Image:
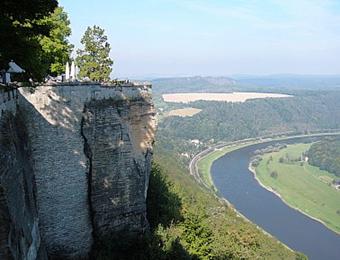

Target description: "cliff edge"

left=0, top=83, right=156, bottom=259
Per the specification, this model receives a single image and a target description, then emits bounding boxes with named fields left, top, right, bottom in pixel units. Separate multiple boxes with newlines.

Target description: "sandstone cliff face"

left=0, top=83, right=156, bottom=259
left=0, top=89, right=47, bottom=260
left=82, top=97, right=154, bottom=238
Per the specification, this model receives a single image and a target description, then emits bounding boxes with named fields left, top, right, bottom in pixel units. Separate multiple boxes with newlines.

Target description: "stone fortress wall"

left=0, top=82, right=156, bottom=259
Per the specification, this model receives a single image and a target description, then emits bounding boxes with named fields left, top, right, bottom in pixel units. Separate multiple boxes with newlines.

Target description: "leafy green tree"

left=270, top=171, right=278, bottom=179
left=38, top=7, right=73, bottom=76
left=0, top=0, right=58, bottom=80
left=76, top=26, right=113, bottom=82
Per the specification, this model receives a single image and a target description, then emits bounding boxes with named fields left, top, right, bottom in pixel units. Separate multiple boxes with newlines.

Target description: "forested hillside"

left=159, top=91, right=340, bottom=142
left=308, top=137, right=340, bottom=177
left=152, top=76, right=236, bottom=94
left=148, top=147, right=306, bottom=259
left=148, top=89, right=339, bottom=259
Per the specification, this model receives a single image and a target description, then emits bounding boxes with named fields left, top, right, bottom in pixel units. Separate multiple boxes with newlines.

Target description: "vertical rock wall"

left=0, top=84, right=155, bottom=259
left=0, top=89, right=47, bottom=260
left=82, top=97, right=155, bottom=238
left=18, top=87, right=94, bottom=258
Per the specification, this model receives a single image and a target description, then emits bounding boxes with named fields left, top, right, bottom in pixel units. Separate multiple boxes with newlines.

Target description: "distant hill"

left=152, top=75, right=340, bottom=94
left=152, top=76, right=236, bottom=94
left=234, top=74, right=340, bottom=90
left=159, top=91, right=340, bottom=142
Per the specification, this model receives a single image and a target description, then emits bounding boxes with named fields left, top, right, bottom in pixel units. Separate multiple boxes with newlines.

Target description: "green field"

left=255, top=143, right=340, bottom=234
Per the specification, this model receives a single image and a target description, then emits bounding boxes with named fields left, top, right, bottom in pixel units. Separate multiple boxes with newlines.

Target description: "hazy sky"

left=59, top=0, right=340, bottom=78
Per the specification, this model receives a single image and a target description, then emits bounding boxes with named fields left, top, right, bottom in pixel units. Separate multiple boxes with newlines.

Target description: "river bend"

left=211, top=136, right=340, bottom=260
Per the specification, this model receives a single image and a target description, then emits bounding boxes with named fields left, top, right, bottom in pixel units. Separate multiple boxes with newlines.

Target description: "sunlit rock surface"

left=0, top=83, right=155, bottom=259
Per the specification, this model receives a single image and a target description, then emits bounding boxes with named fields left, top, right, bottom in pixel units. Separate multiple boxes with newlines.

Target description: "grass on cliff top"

left=255, top=143, right=340, bottom=234
left=150, top=145, right=305, bottom=260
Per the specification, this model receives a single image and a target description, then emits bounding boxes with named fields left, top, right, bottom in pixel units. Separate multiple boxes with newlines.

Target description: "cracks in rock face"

left=79, top=97, right=154, bottom=249
left=0, top=86, right=155, bottom=259
left=133, top=158, right=143, bottom=178
left=80, top=106, right=95, bottom=249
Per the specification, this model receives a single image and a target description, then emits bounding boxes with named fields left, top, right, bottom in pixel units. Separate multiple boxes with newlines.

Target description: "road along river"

left=210, top=136, right=340, bottom=260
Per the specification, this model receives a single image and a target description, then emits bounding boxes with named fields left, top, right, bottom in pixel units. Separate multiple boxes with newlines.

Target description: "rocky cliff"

left=0, top=89, right=47, bottom=260
left=0, top=83, right=156, bottom=259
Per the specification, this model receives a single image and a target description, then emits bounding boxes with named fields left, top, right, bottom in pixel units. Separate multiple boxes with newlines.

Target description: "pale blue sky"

left=59, top=0, right=340, bottom=78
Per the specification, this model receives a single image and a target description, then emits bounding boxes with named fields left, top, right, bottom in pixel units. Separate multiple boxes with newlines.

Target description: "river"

left=211, top=136, right=340, bottom=260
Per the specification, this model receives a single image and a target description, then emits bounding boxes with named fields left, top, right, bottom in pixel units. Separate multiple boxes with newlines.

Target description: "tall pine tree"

left=76, top=26, right=113, bottom=82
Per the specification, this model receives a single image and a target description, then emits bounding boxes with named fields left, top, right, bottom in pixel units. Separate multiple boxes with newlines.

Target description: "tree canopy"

left=0, top=0, right=72, bottom=81
left=1, top=0, right=57, bottom=22
left=76, top=26, right=113, bottom=82
left=38, top=7, right=73, bottom=76
left=308, top=137, right=340, bottom=177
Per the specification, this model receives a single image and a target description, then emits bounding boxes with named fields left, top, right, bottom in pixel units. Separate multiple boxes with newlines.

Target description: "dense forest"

left=308, top=137, right=340, bottom=177
left=158, top=91, right=340, bottom=143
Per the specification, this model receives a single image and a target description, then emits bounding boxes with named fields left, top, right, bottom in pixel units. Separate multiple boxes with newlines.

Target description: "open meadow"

left=255, top=143, right=340, bottom=234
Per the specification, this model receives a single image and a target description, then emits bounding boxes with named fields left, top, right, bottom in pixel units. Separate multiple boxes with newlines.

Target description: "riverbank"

left=248, top=164, right=340, bottom=236
left=190, top=140, right=298, bottom=254
left=154, top=145, right=303, bottom=260
left=250, top=144, right=340, bottom=235
left=194, top=132, right=340, bottom=193
left=194, top=133, right=340, bottom=238
left=201, top=135, right=340, bottom=260
left=196, top=141, right=257, bottom=189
